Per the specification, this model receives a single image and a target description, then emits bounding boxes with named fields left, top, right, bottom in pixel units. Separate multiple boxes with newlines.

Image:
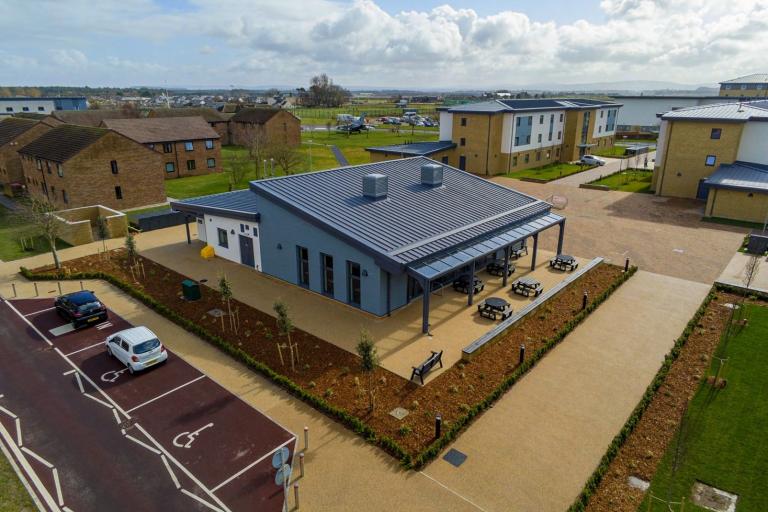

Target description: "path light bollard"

left=519, top=344, right=526, bottom=365
left=11, top=283, right=16, bottom=298
left=80, top=281, right=84, bottom=291
left=582, top=291, right=588, bottom=310
left=57, top=282, right=62, bottom=295
left=303, top=426, right=309, bottom=452
left=294, top=483, right=300, bottom=509
left=435, top=414, right=442, bottom=438
left=34, top=282, right=39, bottom=297
left=624, top=258, right=630, bottom=272
left=299, top=452, right=305, bottom=478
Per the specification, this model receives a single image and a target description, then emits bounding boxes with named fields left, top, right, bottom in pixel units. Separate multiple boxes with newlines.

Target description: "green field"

left=588, top=169, right=653, bottom=193
left=592, top=146, right=628, bottom=157
left=643, top=304, right=768, bottom=511
left=0, top=204, right=71, bottom=262
left=506, top=162, right=594, bottom=181
left=0, top=452, right=34, bottom=512
left=165, top=129, right=439, bottom=200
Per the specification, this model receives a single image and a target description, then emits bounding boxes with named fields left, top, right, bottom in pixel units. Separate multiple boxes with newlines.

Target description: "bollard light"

left=624, top=258, right=630, bottom=272
left=519, top=344, right=526, bottom=364
left=582, top=291, right=588, bottom=310
left=303, top=426, right=309, bottom=452
left=435, top=414, right=442, bottom=438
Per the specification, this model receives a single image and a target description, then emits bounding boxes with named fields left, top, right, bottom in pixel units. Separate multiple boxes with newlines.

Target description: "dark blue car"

left=54, top=291, right=108, bottom=328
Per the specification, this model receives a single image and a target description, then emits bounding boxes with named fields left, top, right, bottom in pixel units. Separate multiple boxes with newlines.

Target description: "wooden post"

left=11, top=283, right=16, bottom=298
left=34, top=282, right=39, bottom=296
left=277, top=344, right=285, bottom=366
left=57, top=282, right=62, bottom=295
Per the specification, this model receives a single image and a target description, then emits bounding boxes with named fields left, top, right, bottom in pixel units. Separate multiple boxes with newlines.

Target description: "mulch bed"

left=584, top=291, right=741, bottom=511
left=31, top=249, right=623, bottom=457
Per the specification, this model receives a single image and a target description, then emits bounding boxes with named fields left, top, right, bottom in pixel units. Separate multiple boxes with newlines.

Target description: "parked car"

left=580, top=155, right=606, bottom=166
left=54, top=290, right=108, bottom=328
left=105, top=326, right=168, bottom=374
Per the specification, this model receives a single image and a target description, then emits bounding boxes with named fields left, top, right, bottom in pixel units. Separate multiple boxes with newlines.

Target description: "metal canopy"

left=407, top=212, right=564, bottom=281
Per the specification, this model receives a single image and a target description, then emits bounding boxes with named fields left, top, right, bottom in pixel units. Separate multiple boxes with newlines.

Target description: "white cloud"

left=1, top=0, right=768, bottom=87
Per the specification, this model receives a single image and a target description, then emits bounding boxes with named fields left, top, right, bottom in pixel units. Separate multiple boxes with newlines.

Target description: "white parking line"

left=125, top=375, right=206, bottom=414
left=65, top=342, right=104, bottom=357
left=0, top=422, right=60, bottom=512
left=62, top=369, right=76, bottom=376
left=125, top=434, right=161, bottom=455
left=74, top=373, right=85, bottom=394
left=15, top=418, right=22, bottom=447
left=181, top=489, right=225, bottom=512
left=82, top=393, right=113, bottom=410
left=161, top=454, right=181, bottom=489
left=419, top=471, right=490, bottom=512
left=53, top=468, right=64, bottom=506
left=24, top=306, right=56, bottom=317
left=0, top=405, right=18, bottom=419
left=210, top=436, right=296, bottom=493
left=0, top=429, right=46, bottom=511
left=112, top=409, right=122, bottom=425
left=21, top=446, right=54, bottom=469
left=63, top=507, right=75, bottom=512
left=95, top=322, right=113, bottom=331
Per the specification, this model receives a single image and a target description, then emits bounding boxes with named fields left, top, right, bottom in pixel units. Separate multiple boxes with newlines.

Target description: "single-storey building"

left=703, top=162, right=768, bottom=223
left=366, top=141, right=457, bottom=164
left=171, top=157, right=566, bottom=332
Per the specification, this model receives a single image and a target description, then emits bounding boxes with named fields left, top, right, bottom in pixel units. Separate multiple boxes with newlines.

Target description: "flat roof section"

left=365, top=140, right=456, bottom=156
left=705, top=161, right=768, bottom=193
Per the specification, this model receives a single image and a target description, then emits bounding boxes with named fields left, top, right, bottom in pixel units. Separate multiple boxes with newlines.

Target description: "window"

left=559, top=113, right=564, bottom=122
left=512, top=155, right=518, bottom=166
left=57, top=164, right=63, bottom=177
left=524, top=154, right=530, bottom=164
left=537, top=134, right=542, bottom=143
left=297, top=246, right=309, bottom=287
left=514, top=136, right=520, bottom=146
left=546, top=151, right=551, bottom=159
left=710, top=128, right=722, bottom=140
left=110, top=160, right=118, bottom=174
left=5, top=107, right=12, bottom=112
left=556, top=147, right=560, bottom=157
left=539, top=115, right=544, bottom=124
left=165, top=162, right=175, bottom=173
left=321, top=253, right=334, bottom=295
left=186, top=160, right=196, bottom=171
left=441, top=156, right=449, bottom=164
left=347, top=261, right=361, bottom=306
left=51, top=186, right=56, bottom=197
left=114, top=186, right=122, bottom=200
left=46, top=161, right=51, bottom=174
left=705, top=155, right=717, bottom=166
left=548, top=132, right=552, bottom=141
left=184, top=141, right=194, bottom=151
left=207, top=158, right=216, bottom=168
left=460, top=137, right=466, bottom=146
left=205, top=139, right=214, bottom=149
left=36, top=159, right=42, bottom=171
left=163, top=143, right=173, bottom=153
left=536, top=151, right=541, bottom=161
left=598, top=126, right=602, bottom=133
left=527, top=117, right=532, bottom=126
left=516, top=117, right=521, bottom=127
left=600, top=110, right=604, bottom=118
left=525, top=135, right=530, bottom=144
left=460, top=117, right=467, bottom=127
left=217, top=228, right=228, bottom=248
left=22, top=107, right=29, bottom=112
left=62, top=190, right=68, bottom=203
left=37, top=106, right=44, bottom=112
left=558, top=130, right=562, bottom=140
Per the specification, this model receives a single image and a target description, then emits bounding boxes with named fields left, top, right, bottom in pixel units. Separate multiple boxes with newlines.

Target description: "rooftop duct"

left=421, top=163, right=444, bottom=186
left=363, top=173, right=388, bottom=199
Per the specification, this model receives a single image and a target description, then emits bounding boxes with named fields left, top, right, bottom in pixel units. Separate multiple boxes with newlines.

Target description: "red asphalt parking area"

left=11, top=298, right=296, bottom=512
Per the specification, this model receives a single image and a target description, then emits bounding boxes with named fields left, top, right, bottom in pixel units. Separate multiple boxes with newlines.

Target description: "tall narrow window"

left=347, top=261, right=361, bottom=306
left=62, top=190, right=68, bottom=203
left=217, top=228, right=228, bottom=248
left=110, top=160, right=118, bottom=174
left=57, top=164, right=63, bottom=177
left=297, top=246, right=310, bottom=287
left=205, top=139, right=214, bottom=149
left=321, top=253, right=334, bottom=295
left=114, top=186, right=122, bottom=199
left=186, top=160, right=196, bottom=170
left=460, top=117, right=467, bottom=126
left=163, top=143, right=173, bottom=153
left=460, top=137, right=466, bottom=146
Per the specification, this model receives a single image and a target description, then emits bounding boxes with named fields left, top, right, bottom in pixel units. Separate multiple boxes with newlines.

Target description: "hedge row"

left=566, top=288, right=718, bottom=511
left=20, top=264, right=636, bottom=469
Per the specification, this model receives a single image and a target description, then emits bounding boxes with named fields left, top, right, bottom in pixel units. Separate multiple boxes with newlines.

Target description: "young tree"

left=124, top=232, right=138, bottom=264
left=227, top=154, right=251, bottom=189
left=356, top=329, right=379, bottom=412
left=266, top=142, right=303, bottom=175
left=218, top=272, right=235, bottom=331
left=26, top=198, right=62, bottom=269
left=273, top=301, right=297, bottom=370
left=96, top=216, right=109, bottom=252
left=248, top=130, right=271, bottom=169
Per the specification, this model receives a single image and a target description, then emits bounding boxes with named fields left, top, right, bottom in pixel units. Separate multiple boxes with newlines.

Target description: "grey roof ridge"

left=728, top=160, right=768, bottom=173
left=177, top=188, right=253, bottom=201
left=387, top=199, right=550, bottom=257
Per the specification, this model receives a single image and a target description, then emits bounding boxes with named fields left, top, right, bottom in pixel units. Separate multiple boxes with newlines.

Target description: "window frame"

left=207, top=158, right=216, bottom=168
left=217, top=228, right=228, bottom=248
left=297, top=246, right=310, bottom=287
left=165, top=162, right=176, bottom=173
left=710, top=128, right=722, bottom=140
left=321, top=253, right=334, bottom=295
left=705, top=155, right=717, bottom=166
left=110, top=160, right=119, bottom=174
left=184, top=141, right=194, bottom=151
left=347, top=261, right=361, bottom=307
left=205, top=139, right=214, bottom=149
left=186, top=159, right=196, bottom=171
left=114, top=186, right=123, bottom=200
left=163, top=143, right=173, bottom=153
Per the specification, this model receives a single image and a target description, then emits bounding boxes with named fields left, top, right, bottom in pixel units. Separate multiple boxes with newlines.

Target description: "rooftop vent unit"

left=363, top=173, right=388, bottom=199
left=421, top=163, right=444, bottom=186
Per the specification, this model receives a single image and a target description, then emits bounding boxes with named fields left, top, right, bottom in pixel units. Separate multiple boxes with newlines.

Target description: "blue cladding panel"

left=515, top=116, right=532, bottom=146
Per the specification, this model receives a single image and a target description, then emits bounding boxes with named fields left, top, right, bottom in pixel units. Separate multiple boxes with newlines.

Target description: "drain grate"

left=443, top=449, right=467, bottom=467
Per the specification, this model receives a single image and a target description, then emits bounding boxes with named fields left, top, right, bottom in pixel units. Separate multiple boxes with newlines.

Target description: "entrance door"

left=459, top=155, right=466, bottom=171
left=239, top=235, right=255, bottom=267
left=696, top=179, right=710, bottom=201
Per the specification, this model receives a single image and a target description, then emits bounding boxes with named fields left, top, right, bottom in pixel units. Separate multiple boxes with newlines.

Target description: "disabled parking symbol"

left=173, top=423, right=214, bottom=449
left=101, top=368, right=130, bottom=383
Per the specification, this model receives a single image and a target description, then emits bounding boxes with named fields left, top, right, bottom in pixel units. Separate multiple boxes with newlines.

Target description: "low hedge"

left=566, top=288, right=718, bottom=511
left=20, top=263, right=636, bottom=469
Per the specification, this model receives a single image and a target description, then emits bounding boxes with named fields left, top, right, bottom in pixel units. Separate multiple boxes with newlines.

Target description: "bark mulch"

left=584, top=291, right=741, bottom=512
left=32, top=250, right=624, bottom=457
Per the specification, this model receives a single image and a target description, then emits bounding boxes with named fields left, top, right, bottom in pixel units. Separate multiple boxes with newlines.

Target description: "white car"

left=580, top=155, right=606, bottom=166
left=105, top=326, right=168, bottom=374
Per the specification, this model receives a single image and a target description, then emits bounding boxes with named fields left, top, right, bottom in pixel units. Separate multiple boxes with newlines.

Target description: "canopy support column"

left=557, top=219, right=566, bottom=255
left=184, top=216, right=191, bottom=244
left=503, top=246, right=511, bottom=286
left=468, top=259, right=476, bottom=307
left=422, top=279, right=431, bottom=334
left=531, top=233, right=539, bottom=270
left=386, top=271, right=391, bottom=317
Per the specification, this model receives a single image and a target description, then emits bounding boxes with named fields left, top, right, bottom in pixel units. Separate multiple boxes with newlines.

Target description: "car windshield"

left=77, top=301, right=101, bottom=312
left=133, top=338, right=161, bottom=354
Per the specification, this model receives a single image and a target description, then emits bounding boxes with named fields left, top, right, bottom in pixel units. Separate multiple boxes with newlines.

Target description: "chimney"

left=421, top=163, right=444, bottom=186
left=363, top=173, right=388, bottom=199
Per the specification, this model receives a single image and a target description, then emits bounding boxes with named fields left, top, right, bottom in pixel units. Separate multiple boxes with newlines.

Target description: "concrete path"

left=716, top=251, right=768, bottom=292
left=421, top=270, right=710, bottom=512
left=330, top=145, right=349, bottom=166
left=551, top=152, right=655, bottom=186
left=0, top=194, right=19, bottom=210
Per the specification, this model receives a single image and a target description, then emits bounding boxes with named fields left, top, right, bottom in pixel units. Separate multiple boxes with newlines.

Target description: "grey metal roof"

left=704, top=161, right=768, bottom=193
left=251, top=157, right=552, bottom=271
left=661, top=100, right=768, bottom=121
left=171, top=190, right=260, bottom=222
left=720, top=73, right=768, bottom=84
left=441, top=98, right=621, bottom=114
left=365, top=140, right=456, bottom=156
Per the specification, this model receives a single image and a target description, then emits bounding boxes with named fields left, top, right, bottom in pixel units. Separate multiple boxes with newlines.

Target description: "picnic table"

left=452, top=275, right=485, bottom=295
left=550, top=254, right=578, bottom=271
left=477, top=297, right=513, bottom=321
left=512, top=276, right=543, bottom=297
left=486, top=259, right=515, bottom=277
left=510, top=241, right=528, bottom=259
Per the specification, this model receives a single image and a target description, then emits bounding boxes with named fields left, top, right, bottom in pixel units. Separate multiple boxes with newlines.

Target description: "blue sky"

left=0, top=0, right=762, bottom=89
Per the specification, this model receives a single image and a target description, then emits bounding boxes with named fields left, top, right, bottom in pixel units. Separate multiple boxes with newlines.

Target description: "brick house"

left=101, top=117, right=222, bottom=179
left=18, top=124, right=165, bottom=210
left=229, top=108, right=300, bottom=147
left=147, top=108, right=232, bottom=144
left=48, top=109, right=140, bottom=127
left=0, top=117, right=57, bottom=196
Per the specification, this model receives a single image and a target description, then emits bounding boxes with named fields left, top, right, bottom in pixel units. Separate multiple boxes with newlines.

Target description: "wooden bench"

left=410, top=350, right=444, bottom=385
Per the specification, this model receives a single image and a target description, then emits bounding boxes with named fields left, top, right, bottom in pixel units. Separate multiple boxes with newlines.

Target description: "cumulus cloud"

left=1, top=0, right=768, bottom=87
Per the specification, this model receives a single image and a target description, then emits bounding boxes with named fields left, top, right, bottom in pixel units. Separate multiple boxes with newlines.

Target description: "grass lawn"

left=0, top=453, right=34, bottom=512
left=0, top=205, right=71, bottom=262
left=588, top=169, right=653, bottom=193
left=643, top=304, right=768, bottom=511
left=506, top=162, right=594, bottom=181
left=124, top=204, right=172, bottom=224
left=593, top=146, right=628, bottom=157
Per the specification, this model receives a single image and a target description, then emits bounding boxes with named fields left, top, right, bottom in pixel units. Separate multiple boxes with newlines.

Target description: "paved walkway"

left=551, top=152, right=655, bottom=186
left=422, top=270, right=710, bottom=511
left=0, top=194, right=19, bottom=210
left=330, top=145, right=349, bottom=166
left=716, top=251, right=768, bottom=292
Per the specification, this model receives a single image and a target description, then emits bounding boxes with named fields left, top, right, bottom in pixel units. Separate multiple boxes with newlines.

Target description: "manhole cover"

left=443, top=449, right=467, bottom=467
left=691, top=481, right=738, bottom=512
left=627, top=476, right=649, bottom=491
left=389, top=407, right=409, bottom=420
left=207, top=308, right=225, bottom=318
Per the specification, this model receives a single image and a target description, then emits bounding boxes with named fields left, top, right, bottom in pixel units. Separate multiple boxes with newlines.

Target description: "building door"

left=459, top=155, right=466, bottom=170
left=696, top=179, right=710, bottom=201
left=239, top=235, right=255, bottom=267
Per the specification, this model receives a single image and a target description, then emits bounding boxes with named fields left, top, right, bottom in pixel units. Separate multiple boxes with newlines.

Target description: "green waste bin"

left=182, top=279, right=201, bottom=301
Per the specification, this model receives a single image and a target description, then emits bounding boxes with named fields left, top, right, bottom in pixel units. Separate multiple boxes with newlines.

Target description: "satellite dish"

left=271, top=446, right=290, bottom=469
left=275, top=464, right=292, bottom=486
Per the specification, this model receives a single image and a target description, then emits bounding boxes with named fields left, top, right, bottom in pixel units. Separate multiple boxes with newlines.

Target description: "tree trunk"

left=50, top=236, right=61, bottom=269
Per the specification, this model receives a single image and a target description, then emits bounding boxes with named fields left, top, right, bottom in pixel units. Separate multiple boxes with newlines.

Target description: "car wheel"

left=106, top=347, right=112, bottom=357
left=127, top=364, right=135, bottom=375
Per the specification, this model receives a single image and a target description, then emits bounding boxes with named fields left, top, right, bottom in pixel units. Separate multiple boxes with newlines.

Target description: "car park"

left=54, top=290, right=108, bottom=328
left=105, top=326, right=168, bottom=374
left=580, top=155, right=606, bottom=166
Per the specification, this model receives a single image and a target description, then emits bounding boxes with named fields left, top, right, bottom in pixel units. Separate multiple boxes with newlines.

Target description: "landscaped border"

left=20, top=262, right=636, bottom=469
left=566, top=288, right=717, bottom=511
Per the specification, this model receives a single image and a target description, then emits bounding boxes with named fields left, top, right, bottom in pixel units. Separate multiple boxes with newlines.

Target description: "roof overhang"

left=170, top=201, right=260, bottom=222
